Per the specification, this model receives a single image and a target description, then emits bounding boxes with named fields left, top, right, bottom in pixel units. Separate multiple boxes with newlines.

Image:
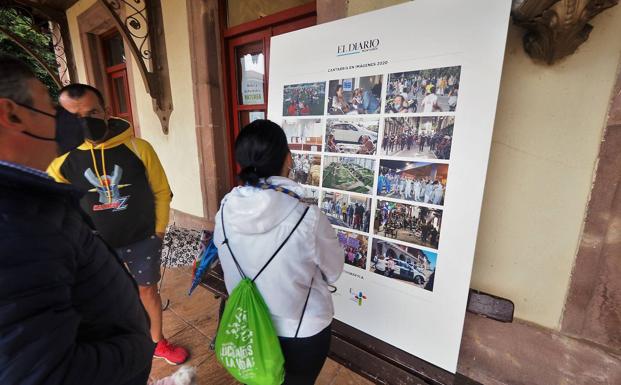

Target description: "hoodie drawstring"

left=89, top=144, right=112, bottom=203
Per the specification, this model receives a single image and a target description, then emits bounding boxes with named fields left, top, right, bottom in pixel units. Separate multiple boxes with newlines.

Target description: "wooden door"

left=227, top=30, right=270, bottom=144
left=222, top=3, right=316, bottom=183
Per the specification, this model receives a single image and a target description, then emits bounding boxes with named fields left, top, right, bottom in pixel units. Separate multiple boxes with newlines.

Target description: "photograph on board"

left=301, top=187, right=320, bottom=206
left=377, top=160, right=448, bottom=206
left=282, top=118, right=323, bottom=152
left=327, top=75, right=383, bottom=115
left=321, top=191, right=372, bottom=233
left=381, top=116, right=454, bottom=159
left=290, top=153, right=321, bottom=187
left=322, top=156, right=375, bottom=194
left=283, top=81, right=326, bottom=116
left=337, top=229, right=368, bottom=270
left=370, top=238, right=437, bottom=291
left=374, top=200, right=443, bottom=249
left=385, top=66, right=461, bottom=113
left=325, top=117, right=379, bottom=155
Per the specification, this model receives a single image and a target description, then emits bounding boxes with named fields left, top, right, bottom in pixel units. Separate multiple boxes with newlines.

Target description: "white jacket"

left=213, top=176, right=344, bottom=338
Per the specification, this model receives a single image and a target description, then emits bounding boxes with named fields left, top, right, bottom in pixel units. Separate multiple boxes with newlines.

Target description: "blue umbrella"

left=188, top=235, right=219, bottom=296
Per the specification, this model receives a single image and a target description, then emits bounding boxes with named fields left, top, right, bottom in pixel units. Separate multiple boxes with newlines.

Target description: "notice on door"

left=240, top=53, right=265, bottom=105
left=267, top=0, right=511, bottom=372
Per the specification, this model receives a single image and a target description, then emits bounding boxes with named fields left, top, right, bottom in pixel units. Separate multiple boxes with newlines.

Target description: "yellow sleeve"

left=46, top=153, right=71, bottom=184
left=128, top=138, right=172, bottom=234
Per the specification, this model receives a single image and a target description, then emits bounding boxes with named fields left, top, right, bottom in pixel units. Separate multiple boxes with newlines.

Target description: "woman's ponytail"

left=238, top=166, right=260, bottom=186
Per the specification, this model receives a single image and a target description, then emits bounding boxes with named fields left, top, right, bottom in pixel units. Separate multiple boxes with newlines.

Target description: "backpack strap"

left=295, top=276, right=314, bottom=338
left=220, top=206, right=247, bottom=280
left=252, top=206, right=310, bottom=282
left=220, top=204, right=310, bottom=282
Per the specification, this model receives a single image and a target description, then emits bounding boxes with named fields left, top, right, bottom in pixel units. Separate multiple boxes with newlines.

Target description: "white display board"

left=267, top=0, right=511, bottom=372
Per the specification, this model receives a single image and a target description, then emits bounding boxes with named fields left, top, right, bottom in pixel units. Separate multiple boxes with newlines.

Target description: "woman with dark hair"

left=331, top=84, right=350, bottom=114
left=214, top=119, right=344, bottom=385
left=326, top=133, right=339, bottom=153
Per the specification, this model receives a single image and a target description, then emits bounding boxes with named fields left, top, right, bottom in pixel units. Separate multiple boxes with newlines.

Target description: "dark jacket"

left=0, top=164, right=154, bottom=385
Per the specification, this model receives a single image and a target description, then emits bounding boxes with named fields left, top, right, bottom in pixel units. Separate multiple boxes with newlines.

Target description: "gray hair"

left=0, top=55, right=36, bottom=106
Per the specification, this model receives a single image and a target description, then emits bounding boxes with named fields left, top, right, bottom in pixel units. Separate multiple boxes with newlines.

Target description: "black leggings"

left=279, top=325, right=332, bottom=385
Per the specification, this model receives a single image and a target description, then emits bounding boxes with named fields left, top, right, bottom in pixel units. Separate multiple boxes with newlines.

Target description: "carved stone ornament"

left=512, top=0, right=619, bottom=64
left=98, top=0, right=173, bottom=134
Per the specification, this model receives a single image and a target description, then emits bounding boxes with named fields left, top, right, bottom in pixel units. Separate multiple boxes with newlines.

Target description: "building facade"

left=2, top=0, right=620, bottom=383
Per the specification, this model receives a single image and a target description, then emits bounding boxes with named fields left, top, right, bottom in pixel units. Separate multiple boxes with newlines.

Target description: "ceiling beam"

left=8, top=0, right=65, bottom=22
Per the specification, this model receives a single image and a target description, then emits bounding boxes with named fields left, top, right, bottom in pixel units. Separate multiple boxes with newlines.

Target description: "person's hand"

left=156, top=232, right=165, bottom=240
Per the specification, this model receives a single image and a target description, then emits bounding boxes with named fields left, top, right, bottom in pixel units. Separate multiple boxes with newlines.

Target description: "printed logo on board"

left=349, top=288, right=368, bottom=306
left=337, top=38, right=380, bottom=56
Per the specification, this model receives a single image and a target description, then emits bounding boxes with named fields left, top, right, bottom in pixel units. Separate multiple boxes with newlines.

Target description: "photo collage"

left=282, top=66, right=460, bottom=292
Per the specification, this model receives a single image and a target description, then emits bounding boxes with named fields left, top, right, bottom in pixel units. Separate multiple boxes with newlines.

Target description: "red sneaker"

left=154, top=339, right=189, bottom=365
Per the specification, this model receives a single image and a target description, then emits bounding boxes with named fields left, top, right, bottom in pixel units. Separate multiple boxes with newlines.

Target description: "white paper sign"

left=342, top=78, right=353, bottom=91
left=268, top=0, right=511, bottom=372
left=249, top=111, right=265, bottom=123
left=240, top=53, right=265, bottom=105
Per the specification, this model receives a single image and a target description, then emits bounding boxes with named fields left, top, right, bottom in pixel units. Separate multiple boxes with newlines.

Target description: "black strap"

left=220, top=205, right=310, bottom=282
left=252, top=206, right=309, bottom=282
left=295, top=277, right=314, bottom=338
left=220, top=207, right=247, bottom=279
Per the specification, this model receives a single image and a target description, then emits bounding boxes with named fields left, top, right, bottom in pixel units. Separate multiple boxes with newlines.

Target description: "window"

left=101, top=30, right=133, bottom=124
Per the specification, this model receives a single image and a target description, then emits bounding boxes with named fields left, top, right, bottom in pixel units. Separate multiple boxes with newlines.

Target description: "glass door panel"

left=236, top=41, right=265, bottom=106
left=228, top=33, right=268, bottom=141
left=109, top=69, right=132, bottom=123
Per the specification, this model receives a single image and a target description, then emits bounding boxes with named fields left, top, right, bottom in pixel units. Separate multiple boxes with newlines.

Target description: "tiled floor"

left=149, top=266, right=374, bottom=385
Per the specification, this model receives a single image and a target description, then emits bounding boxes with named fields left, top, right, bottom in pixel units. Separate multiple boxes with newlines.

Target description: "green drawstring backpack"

left=215, top=205, right=311, bottom=385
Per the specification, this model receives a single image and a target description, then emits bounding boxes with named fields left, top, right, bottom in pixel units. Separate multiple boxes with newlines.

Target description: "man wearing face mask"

left=47, top=83, right=189, bottom=365
left=0, top=57, right=155, bottom=384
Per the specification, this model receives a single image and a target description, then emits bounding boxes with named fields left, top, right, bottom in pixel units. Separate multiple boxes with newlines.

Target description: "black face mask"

left=56, top=107, right=86, bottom=153
left=80, top=116, right=109, bottom=142
left=16, top=103, right=85, bottom=155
